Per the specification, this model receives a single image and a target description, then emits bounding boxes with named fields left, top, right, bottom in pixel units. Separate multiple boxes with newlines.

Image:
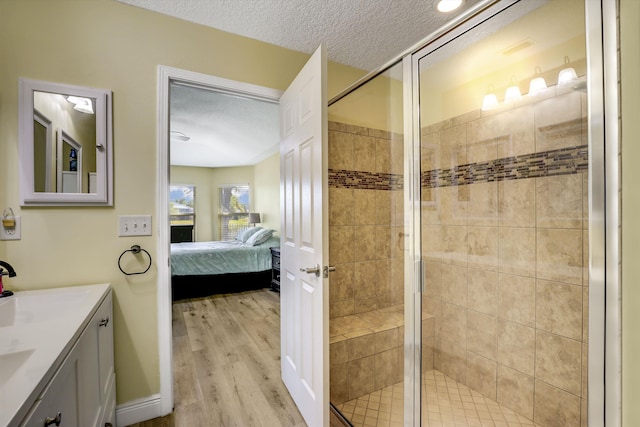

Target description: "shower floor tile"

left=334, top=370, right=542, bottom=427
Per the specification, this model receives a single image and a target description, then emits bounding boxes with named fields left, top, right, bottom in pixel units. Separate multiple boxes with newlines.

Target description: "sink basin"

left=0, top=349, right=35, bottom=386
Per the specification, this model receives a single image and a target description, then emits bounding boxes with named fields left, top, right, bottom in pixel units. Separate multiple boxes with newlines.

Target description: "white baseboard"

left=116, top=394, right=168, bottom=426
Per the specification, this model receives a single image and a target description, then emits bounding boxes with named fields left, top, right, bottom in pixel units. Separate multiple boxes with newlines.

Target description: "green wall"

left=621, top=0, right=640, bottom=424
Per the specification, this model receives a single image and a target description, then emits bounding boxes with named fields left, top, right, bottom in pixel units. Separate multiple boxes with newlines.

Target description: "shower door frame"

left=329, top=0, right=619, bottom=425
left=403, top=0, right=616, bottom=426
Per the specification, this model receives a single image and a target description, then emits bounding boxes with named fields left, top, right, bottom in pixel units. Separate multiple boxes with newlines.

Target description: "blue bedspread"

left=170, top=236, right=280, bottom=276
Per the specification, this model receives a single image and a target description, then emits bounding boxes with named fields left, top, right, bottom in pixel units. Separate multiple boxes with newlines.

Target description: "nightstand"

left=270, top=247, right=280, bottom=292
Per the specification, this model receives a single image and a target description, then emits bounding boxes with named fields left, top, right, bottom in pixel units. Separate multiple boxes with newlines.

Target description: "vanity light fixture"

left=435, top=0, right=464, bottom=13
left=528, top=66, right=547, bottom=96
left=481, top=93, right=499, bottom=111
left=66, top=96, right=94, bottom=114
left=504, top=80, right=522, bottom=104
left=481, top=84, right=499, bottom=111
left=558, top=56, right=578, bottom=86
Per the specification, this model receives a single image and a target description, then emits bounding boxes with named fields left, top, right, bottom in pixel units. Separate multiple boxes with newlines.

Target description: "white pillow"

left=237, top=226, right=262, bottom=243
left=245, top=228, right=274, bottom=246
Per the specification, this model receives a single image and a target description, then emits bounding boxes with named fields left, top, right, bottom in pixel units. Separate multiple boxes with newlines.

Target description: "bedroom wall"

left=0, top=0, right=366, bottom=408
left=254, top=152, right=281, bottom=234
left=170, top=165, right=216, bottom=241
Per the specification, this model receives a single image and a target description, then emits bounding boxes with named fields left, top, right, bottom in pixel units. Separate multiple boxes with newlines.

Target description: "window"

left=169, top=185, right=195, bottom=227
left=219, top=185, right=250, bottom=240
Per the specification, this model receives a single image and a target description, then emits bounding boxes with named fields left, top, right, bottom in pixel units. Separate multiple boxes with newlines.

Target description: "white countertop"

left=0, top=283, right=111, bottom=427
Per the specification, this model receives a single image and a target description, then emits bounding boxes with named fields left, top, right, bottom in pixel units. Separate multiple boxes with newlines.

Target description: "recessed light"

left=435, top=0, right=464, bottom=13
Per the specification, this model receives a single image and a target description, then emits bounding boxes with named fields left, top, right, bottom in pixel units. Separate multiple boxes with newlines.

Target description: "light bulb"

left=504, top=85, right=522, bottom=103
left=481, top=93, right=499, bottom=111
left=558, top=56, right=578, bottom=86
left=436, top=0, right=464, bottom=13
left=528, top=77, right=547, bottom=95
left=558, top=67, right=578, bottom=85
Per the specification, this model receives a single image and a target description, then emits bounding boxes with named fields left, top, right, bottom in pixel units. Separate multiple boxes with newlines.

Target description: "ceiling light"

left=170, top=131, right=191, bottom=141
left=558, top=56, right=577, bottom=86
left=66, top=96, right=94, bottom=114
left=73, top=98, right=94, bottom=114
left=435, top=0, right=464, bottom=13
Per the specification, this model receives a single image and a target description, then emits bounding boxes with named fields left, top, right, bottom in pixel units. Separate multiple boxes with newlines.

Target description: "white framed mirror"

left=19, top=78, right=113, bottom=206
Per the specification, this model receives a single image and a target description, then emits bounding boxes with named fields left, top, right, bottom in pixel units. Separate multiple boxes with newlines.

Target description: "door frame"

left=156, top=65, right=282, bottom=415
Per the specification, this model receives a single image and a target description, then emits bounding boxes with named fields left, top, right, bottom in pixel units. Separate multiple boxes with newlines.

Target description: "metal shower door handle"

left=323, top=265, right=336, bottom=278
left=300, top=264, right=321, bottom=277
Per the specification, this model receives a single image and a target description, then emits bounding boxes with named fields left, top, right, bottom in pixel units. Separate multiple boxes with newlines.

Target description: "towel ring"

left=118, top=245, right=152, bottom=276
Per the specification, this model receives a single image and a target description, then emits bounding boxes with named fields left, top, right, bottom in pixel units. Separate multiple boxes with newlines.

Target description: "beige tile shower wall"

left=421, top=87, right=589, bottom=427
left=328, top=121, right=405, bottom=318
left=328, top=121, right=414, bottom=404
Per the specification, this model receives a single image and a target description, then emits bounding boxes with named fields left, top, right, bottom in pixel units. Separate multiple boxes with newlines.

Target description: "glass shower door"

left=414, top=0, right=593, bottom=425
left=327, top=61, right=408, bottom=426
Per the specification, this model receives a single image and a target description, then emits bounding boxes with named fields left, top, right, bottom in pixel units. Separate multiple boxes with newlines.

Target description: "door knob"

left=300, top=264, right=321, bottom=277
left=44, top=412, right=62, bottom=426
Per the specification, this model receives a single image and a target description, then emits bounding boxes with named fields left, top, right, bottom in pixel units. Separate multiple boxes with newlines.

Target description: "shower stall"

left=327, top=0, right=610, bottom=426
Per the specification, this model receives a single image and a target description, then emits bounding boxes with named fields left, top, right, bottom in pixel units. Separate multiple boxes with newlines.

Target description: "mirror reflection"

left=33, top=91, right=96, bottom=194
left=19, top=78, right=112, bottom=206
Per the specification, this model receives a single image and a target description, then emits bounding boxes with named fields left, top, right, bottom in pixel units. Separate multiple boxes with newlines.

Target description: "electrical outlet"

left=119, top=215, right=152, bottom=237
left=0, top=216, right=21, bottom=240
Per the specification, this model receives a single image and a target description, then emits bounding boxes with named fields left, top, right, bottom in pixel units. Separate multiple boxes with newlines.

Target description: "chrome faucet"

left=0, top=260, right=16, bottom=297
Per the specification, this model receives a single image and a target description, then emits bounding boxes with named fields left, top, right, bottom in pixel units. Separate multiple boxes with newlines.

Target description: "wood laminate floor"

left=127, top=289, right=306, bottom=427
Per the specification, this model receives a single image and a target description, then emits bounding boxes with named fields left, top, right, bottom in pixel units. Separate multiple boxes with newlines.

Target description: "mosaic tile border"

left=328, top=169, right=404, bottom=191
left=423, top=144, right=588, bottom=189
left=329, top=145, right=588, bottom=191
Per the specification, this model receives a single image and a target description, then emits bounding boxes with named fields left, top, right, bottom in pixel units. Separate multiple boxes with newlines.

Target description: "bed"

left=170, top=228, right=279, bottom=300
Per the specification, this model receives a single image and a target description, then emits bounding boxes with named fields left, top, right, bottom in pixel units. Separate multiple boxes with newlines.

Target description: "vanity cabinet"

left=18, top=290, right=115, bottom=427
left=21, top=344, right=81, bottom=426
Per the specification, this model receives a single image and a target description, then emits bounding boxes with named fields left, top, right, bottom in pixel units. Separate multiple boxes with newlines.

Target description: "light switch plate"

left=0, top=216, right=21, bottom=240
left=119, top=215, right=152, bottom=236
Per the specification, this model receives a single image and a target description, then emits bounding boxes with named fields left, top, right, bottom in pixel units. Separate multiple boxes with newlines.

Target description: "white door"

left=279, top=45, right=329, bottom=427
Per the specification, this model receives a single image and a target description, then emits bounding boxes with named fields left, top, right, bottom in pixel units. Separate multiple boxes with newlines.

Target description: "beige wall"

left=0, top=0, right=365, bottom=405
left=170, top=165, right=256, bottom=242
left=172, top=155, right=280, bottom=242
left=253, top=152, right=281, bottom=233
left=620, top=0, right=640, bottom=425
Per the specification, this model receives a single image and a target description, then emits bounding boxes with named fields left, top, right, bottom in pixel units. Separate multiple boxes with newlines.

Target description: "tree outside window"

left=169, top=185, right=195, bottom=227
left=219, top=185, right=250, bottom=240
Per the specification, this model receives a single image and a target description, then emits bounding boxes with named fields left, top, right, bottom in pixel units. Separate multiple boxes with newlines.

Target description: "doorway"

left=156, top=66, right=283, bottom=414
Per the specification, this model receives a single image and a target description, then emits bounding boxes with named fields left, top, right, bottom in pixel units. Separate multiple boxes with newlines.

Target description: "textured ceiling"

left=116, top=0, right=485, bottom=168
left=116, top=0, right=482, bottom=71
left=170, top=83, right=280, bottom=168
